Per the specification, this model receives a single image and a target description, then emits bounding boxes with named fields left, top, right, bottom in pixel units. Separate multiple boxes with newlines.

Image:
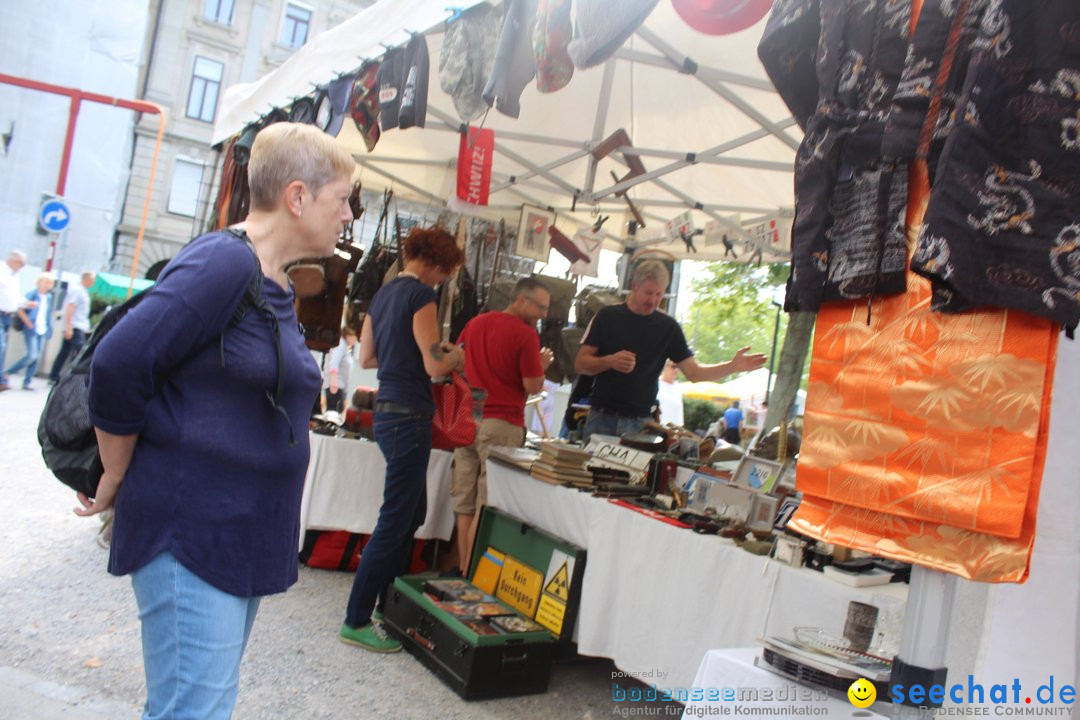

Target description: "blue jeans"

left=5, top=330, right=44, bottom=388
left=49, top=328, right=85, bottom=382
left=0, top=313, right=10, bottom=385
left=131, top=552, right=260, bottom=720
left=582, top=408, right=651, bottom=442
left=344, top=411, right=431, bottom=628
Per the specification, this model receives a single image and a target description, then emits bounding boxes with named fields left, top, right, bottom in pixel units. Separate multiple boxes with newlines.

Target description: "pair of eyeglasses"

left=524, top=296, right=549, bottom=312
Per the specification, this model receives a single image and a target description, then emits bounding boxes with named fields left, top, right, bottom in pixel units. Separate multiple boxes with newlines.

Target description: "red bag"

left=299, top=531, right=366, bottom=571
left=431, top=372, right=485, bottom=450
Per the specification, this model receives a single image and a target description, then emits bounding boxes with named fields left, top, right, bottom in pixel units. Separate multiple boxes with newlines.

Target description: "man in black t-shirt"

left=574, top=260, right=765, bottom=440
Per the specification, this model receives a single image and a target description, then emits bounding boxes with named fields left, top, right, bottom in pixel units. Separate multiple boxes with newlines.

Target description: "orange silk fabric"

left=788, top=158, right=1060, bottom=583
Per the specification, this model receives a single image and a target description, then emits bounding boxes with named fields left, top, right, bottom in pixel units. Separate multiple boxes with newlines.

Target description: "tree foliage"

left=681, top=263, right=789, bottom=366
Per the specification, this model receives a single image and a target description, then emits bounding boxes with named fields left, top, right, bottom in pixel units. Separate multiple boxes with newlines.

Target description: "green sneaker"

left=372, top=609, right=383, bottom=623
left=339, top=622, right=401, bottom=653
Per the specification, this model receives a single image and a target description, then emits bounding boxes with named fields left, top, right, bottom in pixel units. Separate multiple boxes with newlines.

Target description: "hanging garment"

left=759, top=0, right=913, bottom=313
left=911, top=1, right=1080, bottom=334
left=789, top=158, right=1060, bottom=583
left=881, top=0, right=990, bottom=182
left=566, top=0, right=659, bottom=69
left=398, top=33, right=430, bottom=129
left=533, top=0, right=574, bottom=92
left=482, top=0, right=538, bottom=118
left=439, top=2, right=502, bottom=122
left=377, top=46, right=405, bottom=131
left=756, top=0, right=821, bottom=131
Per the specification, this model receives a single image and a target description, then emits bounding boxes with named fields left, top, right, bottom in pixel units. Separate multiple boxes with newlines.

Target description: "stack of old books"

left=530, top=441, right=593, bottom=487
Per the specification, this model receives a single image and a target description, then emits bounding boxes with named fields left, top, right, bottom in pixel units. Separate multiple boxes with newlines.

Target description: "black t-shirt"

left=581, top=304, right=692, bottom=417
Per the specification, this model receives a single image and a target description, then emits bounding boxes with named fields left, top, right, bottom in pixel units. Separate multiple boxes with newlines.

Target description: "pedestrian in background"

left=0, top=250, right=29, bottom=392
left=6, top=271, right=55, bottom=390
left=340, top=226, right=465, bottom=654
left=48, top=270, right=95, bottom=384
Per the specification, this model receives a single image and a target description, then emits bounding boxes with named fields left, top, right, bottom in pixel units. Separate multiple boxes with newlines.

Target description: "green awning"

left=89, top=272, right=155, bottom=304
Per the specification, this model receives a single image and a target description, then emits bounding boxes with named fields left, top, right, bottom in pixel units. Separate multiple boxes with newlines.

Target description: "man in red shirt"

left=452, top=277, right=554, bottom=570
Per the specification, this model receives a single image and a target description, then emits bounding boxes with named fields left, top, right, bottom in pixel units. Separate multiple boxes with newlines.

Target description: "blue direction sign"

left=39, top=198, right=71, bottom=233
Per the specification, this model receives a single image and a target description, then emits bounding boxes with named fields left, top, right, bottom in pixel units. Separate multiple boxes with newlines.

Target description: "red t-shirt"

left=459, top=311, right=543, bottom=426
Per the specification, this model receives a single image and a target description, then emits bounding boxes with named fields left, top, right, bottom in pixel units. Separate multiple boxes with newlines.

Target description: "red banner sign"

left=456, top=127, right=494, bottom=206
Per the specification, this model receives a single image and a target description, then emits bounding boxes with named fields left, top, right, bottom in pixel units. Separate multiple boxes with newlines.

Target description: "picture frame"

left=515, top=204, right=555, bottom=262
left=731, top=455, right=784, bottom=494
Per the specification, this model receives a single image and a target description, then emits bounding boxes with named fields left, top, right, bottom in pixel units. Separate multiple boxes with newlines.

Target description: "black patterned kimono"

left=912, top=0, right=1080, bottom=333
left=760, top=0, right=913, bottom=313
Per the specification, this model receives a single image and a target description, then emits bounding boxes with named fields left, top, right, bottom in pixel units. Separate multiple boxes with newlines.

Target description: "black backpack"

left=38, top=229, right=289, bottom=498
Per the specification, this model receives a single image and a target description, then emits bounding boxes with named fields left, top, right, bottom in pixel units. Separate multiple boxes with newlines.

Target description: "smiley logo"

left=847, top=678, right=877, bottom=708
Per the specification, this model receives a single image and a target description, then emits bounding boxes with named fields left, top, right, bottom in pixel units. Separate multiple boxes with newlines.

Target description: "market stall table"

left=682, top=647, right=886, bottom=719
left=486, top=460, right=907, bottom=690
left=298, top=432, right=455, bottom=548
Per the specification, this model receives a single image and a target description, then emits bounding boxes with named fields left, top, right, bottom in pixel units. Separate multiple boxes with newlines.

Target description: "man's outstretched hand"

left=730, top=346, right=767, bottom=374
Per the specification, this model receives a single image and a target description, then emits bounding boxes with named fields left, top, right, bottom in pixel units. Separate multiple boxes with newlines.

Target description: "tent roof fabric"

left=214, top=0, right=799, bottom=262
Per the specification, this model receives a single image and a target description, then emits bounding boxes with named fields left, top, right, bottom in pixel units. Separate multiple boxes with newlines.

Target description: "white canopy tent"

left=213, top=0, right=798, bottom=263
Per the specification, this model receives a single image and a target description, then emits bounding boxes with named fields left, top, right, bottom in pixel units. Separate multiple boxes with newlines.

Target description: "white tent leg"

left=889, top=566, right=956, bottom=718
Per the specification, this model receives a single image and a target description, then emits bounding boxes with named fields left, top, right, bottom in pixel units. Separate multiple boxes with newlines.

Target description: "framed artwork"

left=515, top=204, right=555, bottom=262
left=732, top=455, right=784, bottom=494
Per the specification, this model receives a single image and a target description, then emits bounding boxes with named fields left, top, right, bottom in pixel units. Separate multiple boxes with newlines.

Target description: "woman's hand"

left=442, top=342, right=465, bottom=373
left=74, top=471, right=123, bottom=517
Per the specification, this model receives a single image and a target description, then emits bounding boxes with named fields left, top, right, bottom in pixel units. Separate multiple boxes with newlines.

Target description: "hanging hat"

left=261, top=107, right=289, bottom=128
left=288, top=96, right=316, bottom=124
left=439, top=3, right=501, bottom=122
left=671, top=0, right=771, bottom=35
left=533, top=0, right=574, bottom=93
left=349, top=62, right=382, bottom=152
left=377, top=46, right=405, bottom=131
left=232, top=124, right=258, bottom=166
left=482, top=0, right=538, bottom=118
left=398, top=33, right=429, bottom=129
left=567, top=0, right=659, bottom=69
left=314, top=73, right=355, bottom=137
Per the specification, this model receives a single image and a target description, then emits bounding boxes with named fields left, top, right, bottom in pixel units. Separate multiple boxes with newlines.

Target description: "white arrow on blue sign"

left=39, top=198, right=71, bottom=233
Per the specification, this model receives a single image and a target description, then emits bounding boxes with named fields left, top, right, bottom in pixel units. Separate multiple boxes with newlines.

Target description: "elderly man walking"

left=0, top=250, right=29, bottom=392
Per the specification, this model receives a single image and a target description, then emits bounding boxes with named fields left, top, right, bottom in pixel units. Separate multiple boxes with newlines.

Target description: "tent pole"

left=593, top=121, right=799, bottom=200
left=489, top=148, right=593, bottom=194
left=429, top=107, right=582, bottom=200
left=583, top=58, right=618, bottom=196
left=612, top=47, right=777, bottom=92
left=635, top=26, right=802, bottom=151
left=353, top=158, right=447, bottom=208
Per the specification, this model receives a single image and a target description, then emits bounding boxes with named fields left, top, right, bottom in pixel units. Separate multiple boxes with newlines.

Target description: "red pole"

left=0, top=73, right=165, bottom=272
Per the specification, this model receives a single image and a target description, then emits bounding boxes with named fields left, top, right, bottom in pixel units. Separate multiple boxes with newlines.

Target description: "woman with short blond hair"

left=5, top=271, right=55, bottom=390
left=80, top=122, right=355, bottom=719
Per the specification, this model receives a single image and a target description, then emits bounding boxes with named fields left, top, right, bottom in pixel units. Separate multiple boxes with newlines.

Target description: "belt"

left=590, top=406, right=653, bottom=419
left=374, top=401, right=432, bottom=418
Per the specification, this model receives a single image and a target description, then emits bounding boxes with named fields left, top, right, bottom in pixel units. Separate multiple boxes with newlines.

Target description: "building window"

left=202, top=0, right=234, bottom=24
left=167, top=160, right=205, bottom=217
left=186, top=56, right=224, bottom=123
left=279, top=3, right=312, bottom=48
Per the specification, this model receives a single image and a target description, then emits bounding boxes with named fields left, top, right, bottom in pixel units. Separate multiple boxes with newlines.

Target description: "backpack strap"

left=220, top=227, right=296, bottom=447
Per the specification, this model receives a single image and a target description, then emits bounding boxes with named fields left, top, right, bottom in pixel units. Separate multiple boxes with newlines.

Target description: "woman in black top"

left=341, top=226, right=464, bottom=652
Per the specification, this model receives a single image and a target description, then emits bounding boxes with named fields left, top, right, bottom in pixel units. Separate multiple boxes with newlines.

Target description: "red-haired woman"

left=340, top=226, right=464, bottom=652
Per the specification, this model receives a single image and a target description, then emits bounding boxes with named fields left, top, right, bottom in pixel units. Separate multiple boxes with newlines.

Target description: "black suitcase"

left=383, top=507, right=586, bottom=700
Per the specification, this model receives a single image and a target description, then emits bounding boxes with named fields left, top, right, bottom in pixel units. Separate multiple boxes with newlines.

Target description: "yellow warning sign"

left=495, top=556, right=543, bottom=618
left=543, top=561, right=570, bottom=601
left=535, top=593, right=566, bottom=636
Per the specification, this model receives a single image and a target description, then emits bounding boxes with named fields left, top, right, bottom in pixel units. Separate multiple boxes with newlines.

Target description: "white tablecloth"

left=486, top=461, right=907, bottom=690
left=683, top=648, right=886, bottom=719
left=299, top=432, right=455, bottom=546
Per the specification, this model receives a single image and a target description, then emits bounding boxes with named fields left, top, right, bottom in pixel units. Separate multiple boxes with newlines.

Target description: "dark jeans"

left=0, top=313, right=10, bottom=385
left=324, top=387, right=345, bottom=413
left=344, top=411, right=432, bottom=628
left=48, top=328, right=86, bottom=382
